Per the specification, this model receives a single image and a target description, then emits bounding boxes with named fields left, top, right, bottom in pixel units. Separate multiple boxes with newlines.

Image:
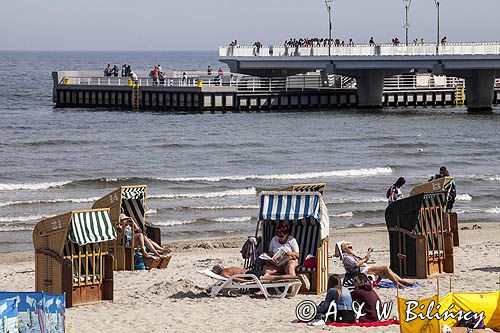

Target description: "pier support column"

left=465, top=70, right=496, bottom=112
left=356, top=70, right=385, bottom=108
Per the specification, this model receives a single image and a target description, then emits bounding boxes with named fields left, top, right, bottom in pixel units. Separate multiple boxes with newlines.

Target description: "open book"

left=259, top=248, right=292, bottom=267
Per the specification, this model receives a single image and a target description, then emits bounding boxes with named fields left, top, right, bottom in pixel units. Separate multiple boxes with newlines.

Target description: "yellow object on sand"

left=398, top=291, right=500, bottom=332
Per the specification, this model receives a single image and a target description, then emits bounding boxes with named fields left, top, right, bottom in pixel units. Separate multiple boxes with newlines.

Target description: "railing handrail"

left=219, top=42, right=500, bottom=57
left=59, top=72, right=497, bottom=91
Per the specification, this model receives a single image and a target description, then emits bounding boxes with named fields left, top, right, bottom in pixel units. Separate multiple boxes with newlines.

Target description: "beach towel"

left=325, top=319, right=400, bottom=327
left=376, top=281, right=424, bottom=289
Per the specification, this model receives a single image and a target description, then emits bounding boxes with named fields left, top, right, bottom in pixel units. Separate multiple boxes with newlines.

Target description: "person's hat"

left=119, top=213, right=131, bottom=220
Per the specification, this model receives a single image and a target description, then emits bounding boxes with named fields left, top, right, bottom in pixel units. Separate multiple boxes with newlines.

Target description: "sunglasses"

left=347, top=246, right=353, bottom=249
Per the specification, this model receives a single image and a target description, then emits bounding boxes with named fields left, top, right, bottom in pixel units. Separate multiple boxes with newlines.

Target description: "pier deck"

left=52, top=71, right=500, bottom=112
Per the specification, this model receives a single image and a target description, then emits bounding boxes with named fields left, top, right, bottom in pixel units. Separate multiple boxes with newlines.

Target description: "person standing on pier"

left=369, top=37, right=375, bottom=45
left=121, top=64, right=127, bottom=77
left=207, top=66, right=212, bottom=76
left=104, top=64, right=112, bottom=76
left=130, top=71, right=138, bottom=84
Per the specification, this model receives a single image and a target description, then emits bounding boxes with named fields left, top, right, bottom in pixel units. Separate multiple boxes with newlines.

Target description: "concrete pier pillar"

left=356, top=70, right=385, bottom=108
left=465, top=70, right=496, bottom=112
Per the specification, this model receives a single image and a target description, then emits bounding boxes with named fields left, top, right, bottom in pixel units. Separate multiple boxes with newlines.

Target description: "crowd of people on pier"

left=227, top=35, right=451, bottom=53
left=283, top=38, right=355, bottom=48
left=104, top=64, right=132, bottom=77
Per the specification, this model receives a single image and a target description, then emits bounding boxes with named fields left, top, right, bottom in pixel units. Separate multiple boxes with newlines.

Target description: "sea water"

left=0, top=51, right=499, bottom=252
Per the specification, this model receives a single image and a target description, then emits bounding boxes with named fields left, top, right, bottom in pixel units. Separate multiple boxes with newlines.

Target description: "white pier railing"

left=59, top=73, right=494, bottom=93
left=219, top=42, right=500, bottom=57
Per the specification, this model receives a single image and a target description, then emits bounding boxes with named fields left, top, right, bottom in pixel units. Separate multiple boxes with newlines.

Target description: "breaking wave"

left=158, top=167, right=394, bottom=182
left=0, top=181, right=72, bottom=192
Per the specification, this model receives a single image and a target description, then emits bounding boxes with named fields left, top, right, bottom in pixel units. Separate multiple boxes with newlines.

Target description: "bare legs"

left=366, top=265, right=416, bottom=286
left=263, top=260, right=298, bottom=277
left=134, top=233, right=172, bottom=258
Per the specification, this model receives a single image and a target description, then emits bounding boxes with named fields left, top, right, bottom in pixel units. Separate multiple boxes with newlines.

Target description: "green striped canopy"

left=68, top=211, right=116, bottom=246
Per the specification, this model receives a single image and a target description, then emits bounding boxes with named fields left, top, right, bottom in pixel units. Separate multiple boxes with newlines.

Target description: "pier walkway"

left=219, top=42, right=500, bottom=111
left=53, top=70, right=500, bottom=111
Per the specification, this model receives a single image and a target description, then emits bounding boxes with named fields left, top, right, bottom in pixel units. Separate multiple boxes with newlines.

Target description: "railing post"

left=269, top=78, right=272, bottom=92
left=108, top=78, right=111, bottom=85
left=98, top=78, right=101, bottom=85
left=303, top=75, right=305, bottom=91
left=252, top=77, right=255, bottom=92
left=118, top=78, right=121, bottom=86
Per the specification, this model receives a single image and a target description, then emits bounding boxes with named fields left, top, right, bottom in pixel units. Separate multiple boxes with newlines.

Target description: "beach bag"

left=303, top=255, right=317, bottom=269
left=134, top=251, right=146, bottom=270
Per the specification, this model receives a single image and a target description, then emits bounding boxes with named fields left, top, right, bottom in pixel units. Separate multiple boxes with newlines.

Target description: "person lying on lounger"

left=340, top=241, right=415, bottom=287
left=211, top=265, right=298, bottom=283
left=119, top=214, right=172, bottom=258
left=262, top=221, right=299, bottom=277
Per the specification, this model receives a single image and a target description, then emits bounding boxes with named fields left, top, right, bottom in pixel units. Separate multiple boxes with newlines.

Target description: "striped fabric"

left=262, top=220, right=321, bottom=265
left=121, top=187, right=146, bottom=200
left=68, top=211, right=116, bottom=246
left=258, top=192, right=321, bottom=222
left=122, top=198, right=145, bottom=230
left=417, top=192, right=446, bottom=255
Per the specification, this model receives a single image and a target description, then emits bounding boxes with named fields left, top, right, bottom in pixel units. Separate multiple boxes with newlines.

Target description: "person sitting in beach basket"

left=340, top=241, right=415, bottom=287
left=262, top=221, right=300, bottom=278
left=119, top=214, right=171, bottom=259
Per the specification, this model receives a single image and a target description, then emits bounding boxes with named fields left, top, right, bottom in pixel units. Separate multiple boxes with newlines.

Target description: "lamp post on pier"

left=433, top=0, right=440, bottom=54
left=325, top=0, right=333, bottom=56
left=403, top=0, right=412, bottom=45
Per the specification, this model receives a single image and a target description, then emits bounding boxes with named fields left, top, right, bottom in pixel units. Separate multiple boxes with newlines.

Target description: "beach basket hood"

left=258, top=191, right=329, bottom=240
left=68, top=210, right=116, bottom=246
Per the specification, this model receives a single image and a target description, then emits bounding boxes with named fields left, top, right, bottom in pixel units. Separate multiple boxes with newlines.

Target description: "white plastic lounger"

left=198, top=269, right=302, bottom=300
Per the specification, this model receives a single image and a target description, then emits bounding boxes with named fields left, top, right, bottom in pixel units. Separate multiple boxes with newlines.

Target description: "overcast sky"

left=0, top=0, right=498, bottom=51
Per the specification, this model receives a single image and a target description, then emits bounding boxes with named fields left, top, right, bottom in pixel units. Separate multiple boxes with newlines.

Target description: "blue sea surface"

left=0, top=51, right=499, bottom=252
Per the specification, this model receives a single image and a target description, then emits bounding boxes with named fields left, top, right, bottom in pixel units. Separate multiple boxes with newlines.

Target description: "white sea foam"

left=0, top=225, right=34, bottom=232
left=456, top=194, right=472, bottom=201
left=466, top=174, right=500, bottom=182
left=153, top=219, right=197, bottom=227
left=456, top=207, right=500, bottom=215
left=329, top=197, right=387, bottom=204
left=149, top=187, right=256, bottom=200
left=213, top=216, right=253, bottom=223
left=189, top=205, right=259, bottom=210
left=331, top=212, right=354, bottom=218
left=0, top=214, right=48, bottom=223
left=159, top=167, right=393, bottom=182
left=145, top=209, right=157, bottom=215
left=0, top=197, right=100, bottom=208
left=0, top=181, right=72, bottom=192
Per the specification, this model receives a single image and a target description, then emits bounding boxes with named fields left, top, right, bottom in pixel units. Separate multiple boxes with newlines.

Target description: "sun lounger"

left=197, top=269, right=302, bottom=300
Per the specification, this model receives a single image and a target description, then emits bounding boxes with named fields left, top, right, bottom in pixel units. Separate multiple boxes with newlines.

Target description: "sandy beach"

left=1, top=223, right=499, bottom=333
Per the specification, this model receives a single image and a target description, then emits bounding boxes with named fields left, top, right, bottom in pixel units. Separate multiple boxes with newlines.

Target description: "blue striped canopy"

left=259, top=192, right=322, bottom=222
